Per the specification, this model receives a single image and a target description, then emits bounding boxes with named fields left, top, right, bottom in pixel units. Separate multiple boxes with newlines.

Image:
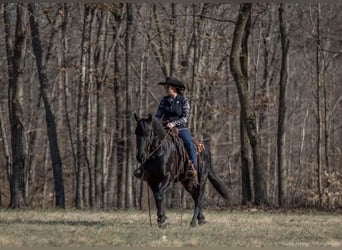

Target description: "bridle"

left=138, top=123, right=171, bottom=164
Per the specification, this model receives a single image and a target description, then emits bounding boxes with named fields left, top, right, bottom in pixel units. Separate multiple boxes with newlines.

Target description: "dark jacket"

left=155, top=95, right=190, bottom=129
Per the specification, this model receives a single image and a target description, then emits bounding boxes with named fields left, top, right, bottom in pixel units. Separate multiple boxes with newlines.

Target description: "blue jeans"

left=178, top=128, right=198, bottom=171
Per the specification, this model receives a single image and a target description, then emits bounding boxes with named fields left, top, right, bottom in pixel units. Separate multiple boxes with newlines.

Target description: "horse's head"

left=134, top=113, right=154, bottom=163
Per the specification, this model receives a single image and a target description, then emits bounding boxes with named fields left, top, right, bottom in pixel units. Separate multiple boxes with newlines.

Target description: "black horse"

left=134, top=113, right=228, bottom=227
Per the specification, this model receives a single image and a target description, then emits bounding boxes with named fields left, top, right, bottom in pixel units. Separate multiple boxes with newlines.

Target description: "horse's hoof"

left=158, top=221, right=168, bottom=228
left=198, top=219, right=207, bottom=225
left=157, top=216, right=168, bottom=228
left=190, top=221, right=197, bottom=227
left=158, top=222, right=168, bottom=228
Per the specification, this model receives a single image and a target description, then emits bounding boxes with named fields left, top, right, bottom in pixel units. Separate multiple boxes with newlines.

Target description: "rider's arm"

left=172, top=97, right=190, bottom=128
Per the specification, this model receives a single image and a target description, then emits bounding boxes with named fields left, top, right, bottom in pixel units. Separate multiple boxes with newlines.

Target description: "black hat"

left=158, top=76, right=186, bottom=90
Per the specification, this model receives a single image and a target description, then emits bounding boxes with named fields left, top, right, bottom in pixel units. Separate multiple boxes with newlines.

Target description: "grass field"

left=0, top=208, right=340, bottom=247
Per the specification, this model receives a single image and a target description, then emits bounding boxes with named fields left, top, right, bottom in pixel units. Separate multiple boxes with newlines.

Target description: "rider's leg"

left=178, top=128, right=198, bottom=173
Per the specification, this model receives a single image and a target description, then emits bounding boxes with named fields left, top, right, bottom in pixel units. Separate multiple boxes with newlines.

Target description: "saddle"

left=169, top=127, right=204, bottom=154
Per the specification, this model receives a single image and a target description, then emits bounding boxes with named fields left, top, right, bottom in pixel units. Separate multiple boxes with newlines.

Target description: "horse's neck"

left=152, top=119, right=167, bottom=140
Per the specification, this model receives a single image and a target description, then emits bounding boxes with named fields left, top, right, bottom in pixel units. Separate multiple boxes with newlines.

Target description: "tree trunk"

left=258, top=7, right=278, bottom=204
left=151, top=4, right=169, bottom=76
left=230, top=3, right=268, bottom=205
left=5, top=3, right=27, bottom=209
left=0, top=105, right=8, bottom=207
left=42, top=138, right=49, bottom=209
left=94, top=9, right=108, bottom=209
left=28, top=3, right=65, bottom=209
left=76, top=4, right=91, bottom=208
left=125, top=3, right=133, bottom=208
left=239, top=9, right=252, bottom=205
left=86, top=6, right=98, bottom=209
left=24, top=98, right=43, bottom=205
left=113, top=45, right=125, bottom=209
left=58, top=3, right=77, bottom=207
left=240, top=116, right=253, bottom=204
left=190, top=4, right=198, bottom=132
left=277, top=3, right=290, bottom=207
left=0, top=103, right=12, bottom=206
left=107, top=15, right=124, bottom=209
left=322, top=59, right=330, bottom=207
left=170, top=3, right=179, bottom=77
left=315, top=3, right=323, bottom=208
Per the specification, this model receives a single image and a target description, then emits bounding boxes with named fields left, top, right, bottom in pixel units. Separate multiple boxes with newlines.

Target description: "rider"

left=134, top=76, right=198, bottom=179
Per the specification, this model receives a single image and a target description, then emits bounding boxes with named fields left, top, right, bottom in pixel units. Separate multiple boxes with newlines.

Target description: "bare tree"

left=315, top=3, right=323, bottom=207
left=0, top=104, right=11, bottom=207
left=28, top=3, right=65, bottom=209
left=125, top=3, right=133, bottom=208
left=169, top=3, right=179, bottom=77
left=93, top=9, right=108, bottom=209
left=239, top=6, right=252, bottom=205
left=4, top=3, right=27, bottom=208
left=106, top=5, right=125, bottom=208
left=230, top=3, right=268, bottom=205
left=277, top=3, right=290, bottom=206
left=76, top=4, right=91, bottom=208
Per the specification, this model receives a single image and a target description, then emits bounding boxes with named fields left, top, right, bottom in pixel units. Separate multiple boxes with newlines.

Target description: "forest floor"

left=0, top=208, right=340, bottom=247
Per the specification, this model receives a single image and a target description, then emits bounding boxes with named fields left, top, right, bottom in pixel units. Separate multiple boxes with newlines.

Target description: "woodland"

left=0, top=3, right=341, bottom=210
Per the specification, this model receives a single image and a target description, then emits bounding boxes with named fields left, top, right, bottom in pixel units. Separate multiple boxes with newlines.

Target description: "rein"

left=141, top=127, right=172, bottom=164
left=140, top=126, right=171, bottom=228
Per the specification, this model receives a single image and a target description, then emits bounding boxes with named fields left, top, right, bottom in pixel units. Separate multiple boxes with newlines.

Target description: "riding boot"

left=134, top=166, right=144, bottom=179
left=185, top=161, right=197, bottom=178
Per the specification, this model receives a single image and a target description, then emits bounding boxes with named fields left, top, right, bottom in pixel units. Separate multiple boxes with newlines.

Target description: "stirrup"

left=185, top=162, right=197, bottom=178
left=134, top=167, right=144, bottom=179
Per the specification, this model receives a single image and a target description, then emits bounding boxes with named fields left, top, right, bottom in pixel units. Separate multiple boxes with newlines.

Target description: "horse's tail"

left=207, top=152, right=229, bottom=200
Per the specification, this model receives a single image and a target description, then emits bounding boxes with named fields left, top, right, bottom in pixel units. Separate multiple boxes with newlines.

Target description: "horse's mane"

left=151, top=116, right=167, bottom=139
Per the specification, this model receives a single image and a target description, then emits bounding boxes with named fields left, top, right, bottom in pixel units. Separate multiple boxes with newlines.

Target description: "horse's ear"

left=147, top=114, right=152, bottom=123
left=134, top=113, right=139, bottom=121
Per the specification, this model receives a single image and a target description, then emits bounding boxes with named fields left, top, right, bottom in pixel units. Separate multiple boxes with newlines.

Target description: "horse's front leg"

left=149, top=183, right=168, bottom=228
left=155, top=173, right=172, bottom=200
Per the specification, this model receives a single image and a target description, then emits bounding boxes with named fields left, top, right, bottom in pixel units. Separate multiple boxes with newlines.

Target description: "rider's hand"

left=167, top=122, right=175, bottom=129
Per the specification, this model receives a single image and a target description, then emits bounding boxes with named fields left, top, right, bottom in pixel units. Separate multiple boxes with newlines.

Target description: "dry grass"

left=0, top=208, right=340, bottom=247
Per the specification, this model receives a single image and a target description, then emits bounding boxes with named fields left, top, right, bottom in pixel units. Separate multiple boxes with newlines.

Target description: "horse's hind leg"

left=190, top=202, right=200, bottom=227
left=197, top=183, right=207, bottom=225
left=186, top=186, right=201, bottom=227
left=190, top=194, right=207, bottom=226
left=181, top=180, right=200, bottom=227
left=190, top=179, right=208, bottom=226
left=198, top=209, right=206, bottom=225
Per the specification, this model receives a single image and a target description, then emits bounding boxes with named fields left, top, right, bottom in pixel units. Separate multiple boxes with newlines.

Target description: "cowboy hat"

left=158, top=76, right=186, bottom=90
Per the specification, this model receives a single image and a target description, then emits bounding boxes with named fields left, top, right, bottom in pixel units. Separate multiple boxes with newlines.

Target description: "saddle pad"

left=192, top=138, right=204, bottom=154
